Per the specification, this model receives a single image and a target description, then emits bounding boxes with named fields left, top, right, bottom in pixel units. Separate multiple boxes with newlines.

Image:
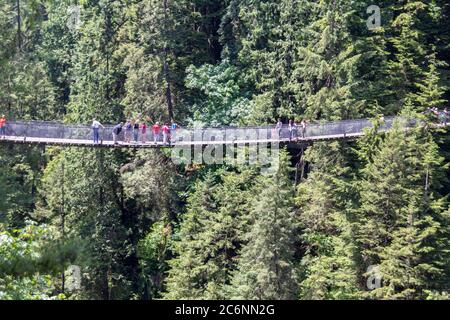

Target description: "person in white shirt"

left=91, top=119, right=105, bottom=144
left=275, top=119, right=283, bottom=139
left=300, top=119, right=307, bottom=138
left=289, top=119, right=298, bottom=140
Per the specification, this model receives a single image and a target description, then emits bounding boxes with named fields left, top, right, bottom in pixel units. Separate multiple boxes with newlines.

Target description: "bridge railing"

left=2, top=116, right=400, bottom=143
left=174, top=117, right=397, bottom=143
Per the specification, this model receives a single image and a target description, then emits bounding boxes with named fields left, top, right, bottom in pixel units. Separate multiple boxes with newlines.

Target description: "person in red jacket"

left=140, top=122, right=148, bottom=144
left=152, top=122, right=161, bottom=144
left=0, top=115, right=6, bottom=138
left=162, top=123, right=170, bottom=145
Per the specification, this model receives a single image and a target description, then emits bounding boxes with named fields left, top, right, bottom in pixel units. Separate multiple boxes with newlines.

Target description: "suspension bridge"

left=0, top=117, right=447, bottom=148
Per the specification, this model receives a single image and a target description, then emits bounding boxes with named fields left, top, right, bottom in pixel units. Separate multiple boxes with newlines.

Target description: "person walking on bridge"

left=275, top=119, right=283, bottom=139
left=289, top=119, right=298, bottom=141
left=170, top=120, right=178, bottom=144
left=140, top=121, right=148, bottom=143
left=300, top=119, right=307, bottom=138
left=133, top=120, right=140, bottom=143
left=171, top=119, right=177, bottom=131
left=152, top=122, right=161, bottom=145
left=444, top=107, right=449, bottom=125
left=0, top=115, right=6, bottom=139
left=162, top=123, right=170, bottom=145
left=112, top=122, right=123, bottom=145
left=440, top=108, right=447, bottom=125
left=124, top=120, right=132, bottom=143
left=91, top=118, right=104, bottom=144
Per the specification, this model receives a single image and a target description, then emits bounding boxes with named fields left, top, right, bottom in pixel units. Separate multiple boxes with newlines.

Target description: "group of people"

left=93, top=117, right=309, bottom=145
left=426, top=107, right=449, bottom=125
left=91, top=119, right=178, bottom=145
left=0, top=114, right=6, bottom=138
left=275, top=118, right=308, bottom=140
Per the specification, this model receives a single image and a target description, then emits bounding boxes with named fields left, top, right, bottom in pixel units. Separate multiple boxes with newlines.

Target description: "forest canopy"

left=0, top=0, right=449, bottom=300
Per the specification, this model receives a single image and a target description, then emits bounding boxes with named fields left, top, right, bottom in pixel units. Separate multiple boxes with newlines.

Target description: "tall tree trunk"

left=98, top=149, right=110, bottom=300
left=61, top=159, right=66, bottom=294
left=163, top=51, right=174, bottom=120
left=104, top=4, right=112, bottom=107
left=16, top=0, right=22, bottom=50
left=163, top=0, right=174, bottom=120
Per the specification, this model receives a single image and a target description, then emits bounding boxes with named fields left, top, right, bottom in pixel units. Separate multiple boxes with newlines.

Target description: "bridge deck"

left=0, top=132, right=364, bottom=148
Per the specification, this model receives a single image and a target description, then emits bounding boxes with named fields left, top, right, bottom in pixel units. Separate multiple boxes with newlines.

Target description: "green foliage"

left=121, top=149, right=181, bottom=219
left=356, top=118, right=449, bottom=299
left=228, top=151, right=298, bottom=299
left=39, top=148, right=135, bottom=299
left=296, top=141, right=361, bottom=299
left=0, top=145, right=44, bottom=227
left=120, top=0, right=226, bottom=122
left=66, top=0, right=127, bottom=123
left=137, top=221, right=172, bottom=299
left=0, top=222, right=79, bottom=300
left=0, top=0, right=449, bottom=301
left=165, top=167, right=258, bottom=299
left=185, top=61, right=252, bottom=126
left=413, top=50, right=448, bottom=111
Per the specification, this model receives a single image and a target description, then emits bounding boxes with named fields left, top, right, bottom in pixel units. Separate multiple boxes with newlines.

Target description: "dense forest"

left=0, top=0, right=449, bottom=300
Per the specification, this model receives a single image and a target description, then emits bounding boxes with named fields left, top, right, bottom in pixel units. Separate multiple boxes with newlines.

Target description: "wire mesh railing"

left=0, top=116, right=406, bottom=145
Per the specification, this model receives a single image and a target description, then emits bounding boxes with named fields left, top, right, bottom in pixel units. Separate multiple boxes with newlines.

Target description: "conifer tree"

left=356, top=118, right=448, bottom=299
left=0, top=0, right=449, bottom=301
left=229, top=151, right=298, bottom=300
left=165, top=169, right=257, bottom=299
left=41, top=148, right=133, bottom=299
left=226, top=0, right=311, bottom=121
left=296, top=142, right=361, bottom=299
left=413, top=50, right=448, bottom=111
left=384, top=0, right=444, bottom=113
left=164, top=172, right=220, bottom=299
left=292, top=0, right=366, bottom=120
left=121, top=0, right=225, bottom=121
left=67, top=0, right=127, bottom=122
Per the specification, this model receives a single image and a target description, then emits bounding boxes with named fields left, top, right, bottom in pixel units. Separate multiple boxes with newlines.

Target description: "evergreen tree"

left=165, top=168, right=257, bottom=299
left=383, top=0, right=447, bottom=113
left=164, top=172, right=219, bottom=299
left=40, top=148, right=133, bottom=299
left=356, top=118, right=449, bottom=299
left=0, top=145, right=45, bottom=228
left=296, top=142, right=361, bottom=299
left=0, top=0, right=449, bottom=301
left=413, top=50, right=448, bottom=111
left=137, top=220, right=172, bottom=299
left=292, top=0, right=366, bottom=121
left=67, top=0, right=127, bottom=123
left=229, top=151, right=298, bottom=300
left=121, top=0, right=225, bottom=121
left=37, top=0, right=79, bottom=116
left=222, top=0, right=311, bottom=121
